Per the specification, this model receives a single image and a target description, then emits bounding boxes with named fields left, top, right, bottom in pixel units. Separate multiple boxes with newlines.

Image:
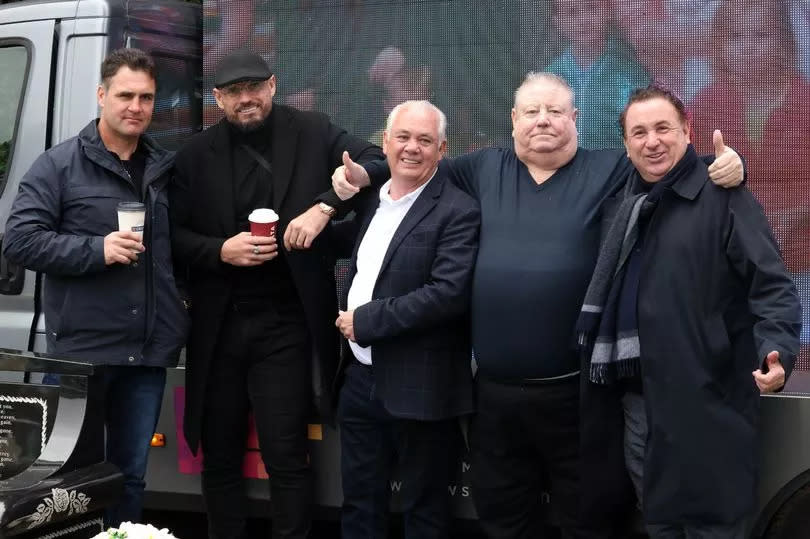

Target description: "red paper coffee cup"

left=248, top=208, right=279, bottom=237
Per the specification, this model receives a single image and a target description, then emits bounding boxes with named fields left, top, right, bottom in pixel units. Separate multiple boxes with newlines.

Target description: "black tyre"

left=763, top=482, right=810, bottom=539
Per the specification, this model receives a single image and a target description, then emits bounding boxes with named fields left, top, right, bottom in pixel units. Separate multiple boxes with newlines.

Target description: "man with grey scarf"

left=577, top=85, right=801, bottom=539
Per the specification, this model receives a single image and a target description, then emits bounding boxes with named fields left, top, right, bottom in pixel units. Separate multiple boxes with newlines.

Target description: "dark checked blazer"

left=335, top=169, right=480, bottom=420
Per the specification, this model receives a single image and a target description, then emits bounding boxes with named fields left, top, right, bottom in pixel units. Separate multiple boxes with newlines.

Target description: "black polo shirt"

left=449, top=147, right=629, bottom=379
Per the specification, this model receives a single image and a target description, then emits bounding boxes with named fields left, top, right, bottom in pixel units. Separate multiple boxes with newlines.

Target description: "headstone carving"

left=0, top=351, right=123, bottom=538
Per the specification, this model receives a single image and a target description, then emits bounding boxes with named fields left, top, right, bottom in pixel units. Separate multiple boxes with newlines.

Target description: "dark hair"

left=619, top=85, right=689, bottom=138
left=100, top=48, right=156, bottom=87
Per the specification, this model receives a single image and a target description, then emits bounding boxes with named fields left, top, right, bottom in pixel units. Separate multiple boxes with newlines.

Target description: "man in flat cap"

left=170, top=49, right=384, bottom=539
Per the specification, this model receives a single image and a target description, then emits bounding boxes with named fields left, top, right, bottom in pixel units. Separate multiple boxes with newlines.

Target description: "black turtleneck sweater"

left=228, top=115, right=298, bottom=303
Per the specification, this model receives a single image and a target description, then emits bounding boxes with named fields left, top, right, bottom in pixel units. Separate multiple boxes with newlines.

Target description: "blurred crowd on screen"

left=202, top=0, right=810, bottom=366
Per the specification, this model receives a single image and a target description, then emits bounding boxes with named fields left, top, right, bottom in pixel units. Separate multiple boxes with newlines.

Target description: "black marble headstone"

left=0, top=383, right=58, bottom=480
left=0, top=351, right=123, bottom=538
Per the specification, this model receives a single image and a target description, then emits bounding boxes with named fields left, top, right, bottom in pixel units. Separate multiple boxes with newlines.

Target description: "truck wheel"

left=763, top=482, right=810, bottom=538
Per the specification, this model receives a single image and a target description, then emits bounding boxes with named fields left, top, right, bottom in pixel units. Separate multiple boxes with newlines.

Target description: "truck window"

left=0, top=45, right=27, bottom=196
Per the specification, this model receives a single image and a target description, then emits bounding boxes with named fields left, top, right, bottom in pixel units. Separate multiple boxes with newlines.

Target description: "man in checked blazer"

left=334, top=100, right=480, bottom=539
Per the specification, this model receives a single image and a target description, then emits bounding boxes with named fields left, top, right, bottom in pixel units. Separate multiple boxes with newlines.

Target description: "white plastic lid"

left=248, top=208, right=279, bottom=223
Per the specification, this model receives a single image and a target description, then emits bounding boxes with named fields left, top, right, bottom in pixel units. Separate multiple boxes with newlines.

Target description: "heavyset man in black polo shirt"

left=331, top=72, right=744, bottom=538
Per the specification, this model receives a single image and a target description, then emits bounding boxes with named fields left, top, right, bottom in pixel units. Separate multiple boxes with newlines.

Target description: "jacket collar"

left=208, top=119, right=237, bottom=236
left=670, top=149, right=708, bottom=201
left=78, top=120, right=174, bottom=186
left=269, top=104, right=298, bottom=209
left=352, top=167, right=445, bottom=279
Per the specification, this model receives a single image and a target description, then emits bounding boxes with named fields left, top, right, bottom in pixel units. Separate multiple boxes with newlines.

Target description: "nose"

left=129, top=98, right=143, bottom=112
left=645, top=132, right=660, bottom=147
left=535, top=110, right=550, bottom=126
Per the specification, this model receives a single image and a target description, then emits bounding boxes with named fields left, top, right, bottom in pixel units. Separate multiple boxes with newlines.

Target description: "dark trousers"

left=200, top=301, right=312, bottom=539
left=103, top=366, right=166, bottom=526
left=469, top=375, right=613, bottom=539
left=338, top=361, right=460, bottom=539
left=45, top=366, right=166, bottom=527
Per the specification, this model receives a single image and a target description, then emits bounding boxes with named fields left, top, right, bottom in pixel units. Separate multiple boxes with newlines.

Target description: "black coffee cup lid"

left=117, top=202, right=145, bottom=211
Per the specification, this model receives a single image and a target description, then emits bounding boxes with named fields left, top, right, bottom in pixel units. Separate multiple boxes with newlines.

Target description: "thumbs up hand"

left=332, top=151, right=371, bottom=201
left=753, top=350, right=786, bottom=393
left=707, top=130, right=744, bottom=188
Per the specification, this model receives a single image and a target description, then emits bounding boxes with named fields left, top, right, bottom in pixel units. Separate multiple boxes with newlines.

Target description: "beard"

left=227, top=115, right=265, bottom=133
left=230, top=118, right=264, bottom=133
left=225, top=104, right=270, bottom=133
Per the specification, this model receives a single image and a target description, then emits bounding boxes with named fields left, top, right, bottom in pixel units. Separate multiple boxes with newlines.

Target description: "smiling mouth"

left=237, top=106, right=259, bottom=114
left=401, top=158, right=420, bottom=165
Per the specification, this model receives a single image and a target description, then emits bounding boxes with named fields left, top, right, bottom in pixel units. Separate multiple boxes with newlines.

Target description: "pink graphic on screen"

left=174, top=387, right=269, bottom=479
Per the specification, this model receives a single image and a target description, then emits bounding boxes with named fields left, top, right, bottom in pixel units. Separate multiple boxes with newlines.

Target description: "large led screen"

left=203, top=0, right=810, bottom=370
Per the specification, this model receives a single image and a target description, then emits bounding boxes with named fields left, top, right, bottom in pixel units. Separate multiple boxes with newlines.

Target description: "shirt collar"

left=378, top=169, right=437, bottom=205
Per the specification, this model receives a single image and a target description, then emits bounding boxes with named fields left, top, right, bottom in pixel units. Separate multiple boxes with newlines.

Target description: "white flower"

left=90, top=521, right=178, bottom=539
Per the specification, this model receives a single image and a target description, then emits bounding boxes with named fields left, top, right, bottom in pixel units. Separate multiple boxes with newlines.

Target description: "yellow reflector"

left=150, top=433, right=166, bottom=447
left=307, top=424, right=322, bottom=441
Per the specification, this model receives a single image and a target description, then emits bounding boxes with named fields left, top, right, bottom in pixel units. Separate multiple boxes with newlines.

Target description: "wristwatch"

left=318, top=202, right=337, bottom=218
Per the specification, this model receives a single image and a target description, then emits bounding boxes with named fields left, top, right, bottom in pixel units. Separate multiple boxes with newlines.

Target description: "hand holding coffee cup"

left=104, top=202, right=146, bottom=265
left=220, top=231, right=278, bottom=267
left=220, top=209, right=279, bottom=266
left=104, top=230, right=145, bottom=266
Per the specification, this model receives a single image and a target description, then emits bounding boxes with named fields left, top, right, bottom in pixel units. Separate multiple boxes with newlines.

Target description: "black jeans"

left=469, top=375, right=613, bottom=539
left=200, top=300, right=312, bottom=539
left=338, top=361, right=460, bottom=539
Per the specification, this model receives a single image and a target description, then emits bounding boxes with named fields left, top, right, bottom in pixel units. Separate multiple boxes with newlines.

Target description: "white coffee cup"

left=117, top=202, right=146, bottom=240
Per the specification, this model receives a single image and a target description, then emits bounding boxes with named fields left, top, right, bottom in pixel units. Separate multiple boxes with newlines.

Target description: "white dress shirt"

left=347, top=176, right=433, bottom=365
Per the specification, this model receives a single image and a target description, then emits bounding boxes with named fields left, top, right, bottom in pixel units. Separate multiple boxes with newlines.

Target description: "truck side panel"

left=0, top=20, right=54, bottom=352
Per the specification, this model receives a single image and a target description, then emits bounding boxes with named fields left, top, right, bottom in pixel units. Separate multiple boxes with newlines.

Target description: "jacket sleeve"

left=726, top=188, right=802, bottom=378
left=352, top=200, right=481, bottom=346
left=315, top=121, right=385, bottom=215
left=169, top=149, right=228, bottom=273
left=3, top=153, right=106, bottom=276
left=329, top=188, right=377, bottom=259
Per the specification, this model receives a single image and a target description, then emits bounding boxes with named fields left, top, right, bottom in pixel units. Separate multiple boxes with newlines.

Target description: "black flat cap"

left=214, top=50, right=272, bottom=88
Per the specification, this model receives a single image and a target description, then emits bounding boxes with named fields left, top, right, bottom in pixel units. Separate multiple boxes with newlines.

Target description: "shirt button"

left=131, top=308, right=138, bottom=315
left=132, top=262, right=139, bottom=267
left=128, top=356, right=135, bottom=362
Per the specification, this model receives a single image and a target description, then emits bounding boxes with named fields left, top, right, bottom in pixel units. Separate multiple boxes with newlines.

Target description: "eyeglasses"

left=219, top=80, right=266, bottom=97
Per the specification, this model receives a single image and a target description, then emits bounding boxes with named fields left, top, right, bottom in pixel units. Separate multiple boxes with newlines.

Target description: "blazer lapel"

left=210, top=121, right=237, bottom=237
left=271, top=106, right=300, bottom=211
left=377, top=174, right=443, bottom=276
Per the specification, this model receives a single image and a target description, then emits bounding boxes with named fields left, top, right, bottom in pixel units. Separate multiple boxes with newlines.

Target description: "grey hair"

left=513, top=72, right=575, bottom=109
left=385, top=100, right=447, bottom=142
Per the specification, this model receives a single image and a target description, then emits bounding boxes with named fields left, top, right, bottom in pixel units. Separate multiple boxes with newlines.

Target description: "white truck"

left=0, top=1, right=808, bottom=537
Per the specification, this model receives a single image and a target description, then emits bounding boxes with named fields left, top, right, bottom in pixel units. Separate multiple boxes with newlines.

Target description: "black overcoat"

left=628, top=159, right=801, bottom=525
left=170, top=105, right=384, bottom=452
